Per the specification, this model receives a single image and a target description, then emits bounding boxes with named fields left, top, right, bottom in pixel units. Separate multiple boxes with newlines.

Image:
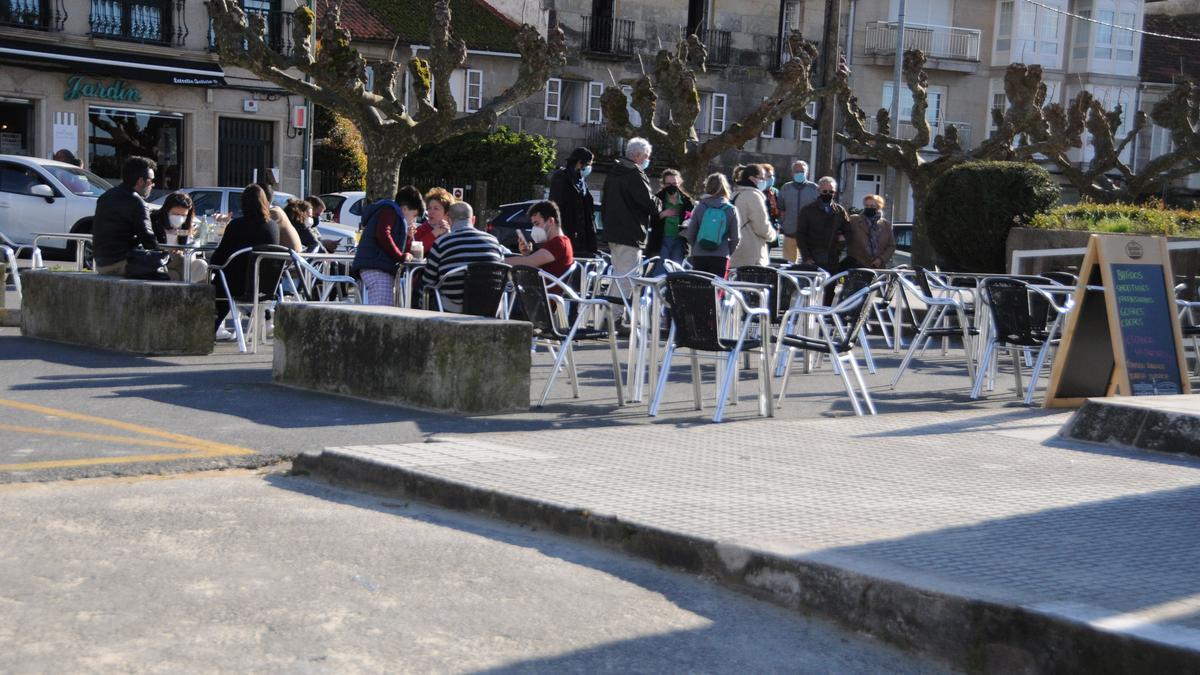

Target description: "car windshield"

left=44, top=166, right=112, bottom=197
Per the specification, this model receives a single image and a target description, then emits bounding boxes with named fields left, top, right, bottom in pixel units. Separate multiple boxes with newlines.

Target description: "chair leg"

left=859, top=334, right=877, bottom=375
left=846, top=352, right=877, bottom=415
left=565, top=343, right=580, bottom=399
left=891, top=309, right=936, bottom=388
left=538, top=337, right=573, bottom=407
left=970, top=342, right=995, bottom=399
left=1011, top=348, right=1025, bottom=398
left=777, top=346, right=796, bottom=408
left=836, top=353, right=865, bottom=416
left=714, top=346, right=742, bottom=423
left=608, top=313, right=626, bottom=407
left=690, top=350, right=702, bottom=410
left=649, top=343, right=675, bottom=417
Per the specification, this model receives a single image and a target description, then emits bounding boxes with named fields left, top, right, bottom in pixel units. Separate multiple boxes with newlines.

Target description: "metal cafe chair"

left=971, top=277, right=1073, bottom=403
left=890, top=267, right=980, bottom=389
left=0, top=229, right=30, bottom=301
left=210, top=245, right=290, bottom=354
left=775, top=279, right=887, bottom=416
left=648, top=272, right=773, bottom=423
left=431, top=261, right=511, bottom=318
left=510, top=265, right=624, bottom=408
left=287, top=250, right=363, bottom=303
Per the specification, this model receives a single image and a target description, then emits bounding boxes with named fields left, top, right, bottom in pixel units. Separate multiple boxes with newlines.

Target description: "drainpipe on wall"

left=884, top=0, right=906, bottom=221
left=301, top=0, right=315, bottom=197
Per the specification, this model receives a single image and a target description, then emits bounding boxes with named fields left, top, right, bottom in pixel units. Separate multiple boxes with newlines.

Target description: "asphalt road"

left=0, top=468, right=956, bottom=673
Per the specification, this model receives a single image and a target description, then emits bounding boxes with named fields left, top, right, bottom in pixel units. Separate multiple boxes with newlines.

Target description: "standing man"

left=601, top=137, right=659, bottom=322
left=548, top=147, right=597, bottom=256
left=795, top=176, right=851, bottom=273
left=777, top=160, right=819, bottom=263
left=92, top=156, right=158, bottom=277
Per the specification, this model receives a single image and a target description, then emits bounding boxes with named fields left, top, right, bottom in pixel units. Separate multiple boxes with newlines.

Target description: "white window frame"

left=587, top=81, right=604, bottom=124
left=544, top=77, right=562, bottom=121
left=996, top=0, right=1013, bottom=52
left=798, top=101, right=816, bottom=141
left=465, top=69, right=483, bottom=113
left=709, top=93, right=727, bottom=134
left=695, top=92, right=711, bottom=135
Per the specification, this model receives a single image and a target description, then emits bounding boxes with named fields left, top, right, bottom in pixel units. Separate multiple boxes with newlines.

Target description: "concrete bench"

left=20, top=270, right=214, bottom=355
left=273, top=304, right=532, bottom=414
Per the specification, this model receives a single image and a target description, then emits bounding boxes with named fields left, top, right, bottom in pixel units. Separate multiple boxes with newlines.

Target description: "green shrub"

left=399, top=126, right=557, bottom=195
left=925, top=161, right=1060, bottom=272
left=313, top=109, right=367, bottom=191
left=1027, top=201, right=1200, bottom=236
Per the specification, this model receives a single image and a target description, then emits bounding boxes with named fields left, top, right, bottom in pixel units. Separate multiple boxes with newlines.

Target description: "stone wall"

left=273, top=304, right=532, bottom=414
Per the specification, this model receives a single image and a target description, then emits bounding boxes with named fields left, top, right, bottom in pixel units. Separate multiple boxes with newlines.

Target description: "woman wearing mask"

left=646, top=168, right=693, bottom=273
left=548, top=147, right=597, bottom=256
left=845, top=194, right=896, bottom=269
left=728, top=163, right=777, bottom=270
left=150, top=191, right=208, bottom=283
left=505, top=200, right=573, bottom=278
left=283, top=199, right=320, bottom=251
left=683, top=173, right=740, bottom=278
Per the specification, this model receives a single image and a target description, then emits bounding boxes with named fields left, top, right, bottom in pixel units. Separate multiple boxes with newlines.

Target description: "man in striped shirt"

left=424, top=201, right=505, bottom=312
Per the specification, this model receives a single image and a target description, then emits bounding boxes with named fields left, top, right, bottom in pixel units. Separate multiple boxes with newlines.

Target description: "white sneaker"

left=215, top=327, right=237, bottom=341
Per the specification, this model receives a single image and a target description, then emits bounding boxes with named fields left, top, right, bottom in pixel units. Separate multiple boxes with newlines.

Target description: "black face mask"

left=665, top=186, right=678, bottom=195
left=863, top=207, right=879, bottom=218
left=819, top=193, right=834, bottom=204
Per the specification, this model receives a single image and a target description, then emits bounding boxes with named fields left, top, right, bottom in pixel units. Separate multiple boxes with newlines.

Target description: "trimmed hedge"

left=1028, top=202, right=1200, bottom=236
left=927, top=161, right=1060, bottom=272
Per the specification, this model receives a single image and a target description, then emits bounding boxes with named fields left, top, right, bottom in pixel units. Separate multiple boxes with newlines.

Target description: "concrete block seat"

left=19, top=270, right=214, bottom=355
left=272, top=304, right=532, bottom=414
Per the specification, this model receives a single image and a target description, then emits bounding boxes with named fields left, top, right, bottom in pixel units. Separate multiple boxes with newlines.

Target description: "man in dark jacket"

left=795, top=176, right=852, bottom=272
left=93, top=156, right=158, bottom=276
left=548, top=147, right=597, bottom=256
left=601, top=137, right=658, bottom=319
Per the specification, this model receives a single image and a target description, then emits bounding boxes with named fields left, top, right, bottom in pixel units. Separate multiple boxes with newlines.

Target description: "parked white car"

left=150, top=186, right=295, bottom=219
left=318, top=190, right=366, bottom=229
left=0, top=154, right=113, bottom=246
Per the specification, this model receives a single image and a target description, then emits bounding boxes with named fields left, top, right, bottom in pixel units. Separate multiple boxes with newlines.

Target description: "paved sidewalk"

left=302, top=406, right=1200, bottom=671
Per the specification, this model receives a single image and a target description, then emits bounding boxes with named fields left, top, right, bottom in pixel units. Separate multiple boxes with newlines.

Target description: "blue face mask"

left=793, top=172, right=807, bottom=183
left=580, top=165, right=592, bottom=179
left=757, top=179, right=771, bottom=191
left=638, top=158, right=650, bottom=171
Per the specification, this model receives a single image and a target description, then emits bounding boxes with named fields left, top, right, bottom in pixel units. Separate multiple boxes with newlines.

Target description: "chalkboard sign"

left=1045, top=235, right=1191, bottom=407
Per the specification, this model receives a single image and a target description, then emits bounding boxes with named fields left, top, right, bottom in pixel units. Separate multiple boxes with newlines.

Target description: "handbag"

left=125, top=248, right=170, bottom=280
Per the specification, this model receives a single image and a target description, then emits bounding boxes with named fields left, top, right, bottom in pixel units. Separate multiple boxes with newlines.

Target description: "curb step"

left=294, top=448, right=1200, bottom=674
left=1061, top=396, right=1200, bottom=458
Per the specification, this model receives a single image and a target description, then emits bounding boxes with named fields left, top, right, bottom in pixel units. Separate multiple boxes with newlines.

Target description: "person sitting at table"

left=210, top=184, right=280, bottom=333
left=425, top=201, right=505, bottom=313
left=505, top=200, right=574, bottom=279
left=256, top=180, right=303, bottom=253
left=412, top=187, right=456, bottom=257
left=149, top=191, right=208, bottom=283
left=284, top=198, right=321, bottom=251
left=844, top=193, right=895, bottom=270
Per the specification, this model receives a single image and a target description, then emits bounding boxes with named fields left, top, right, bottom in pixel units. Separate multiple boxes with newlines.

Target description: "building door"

left=853, top=168, right=883, bottom=208
left=218, top=117, right=273, bottom=188
left=0, top=99, right=34, bottom=156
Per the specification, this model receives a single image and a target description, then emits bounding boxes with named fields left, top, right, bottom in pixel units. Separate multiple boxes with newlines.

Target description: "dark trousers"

left=689, top=255, right=728, bottom=278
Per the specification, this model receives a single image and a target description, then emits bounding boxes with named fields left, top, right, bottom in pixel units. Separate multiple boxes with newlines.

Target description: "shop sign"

left=63, top=76, right=141, bottom=103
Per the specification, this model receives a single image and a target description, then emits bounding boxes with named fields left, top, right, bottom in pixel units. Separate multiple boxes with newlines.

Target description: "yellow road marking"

left=0, top=398, right=256, bottom=471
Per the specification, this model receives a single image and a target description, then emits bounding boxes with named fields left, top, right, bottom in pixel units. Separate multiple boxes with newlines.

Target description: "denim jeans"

left=655, top=235, right=688, bottom=275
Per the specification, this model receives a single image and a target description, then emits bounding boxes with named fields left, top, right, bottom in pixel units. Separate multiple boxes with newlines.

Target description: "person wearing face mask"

left=505, top=200, right=574, bottom=278
left=548, top=147, right=598, bottom=257
left=284, top=198, right=320, bottom=251
left=646, top=168, right=694, bottom=274
left=93, top=155, right=159, bottom=277
left=845, top=194, right=895, bottom=270
left=149, top=191, right=209, bottom=282
left=795, top=176, right=852, bottom=275
left=777, top=159, right=820, bottom=263
left=728, top=163, right=778, bottom=270
left=601, top=137, right=660, bottom=323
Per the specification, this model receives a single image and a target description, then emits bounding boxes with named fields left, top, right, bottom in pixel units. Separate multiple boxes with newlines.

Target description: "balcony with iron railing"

left=694, top=27, right=731, bottom=66
left=871, top=118, right=972, bottom=152
left=581, top=15, right=634, bottom=57
left=863, top=21, right=981, bottom=66
left=208, top=7, right=294, bottom=56
left=0, top=0, right=66, bottom=31
left=89, top=0, right=188, bottom=46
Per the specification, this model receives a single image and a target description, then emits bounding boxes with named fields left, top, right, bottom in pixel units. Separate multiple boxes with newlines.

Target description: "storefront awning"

left=0, top=38, right=227, bottom=87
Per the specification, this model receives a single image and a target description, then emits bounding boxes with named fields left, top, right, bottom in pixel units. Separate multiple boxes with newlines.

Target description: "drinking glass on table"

left=410, top=240, right=425, bottom=261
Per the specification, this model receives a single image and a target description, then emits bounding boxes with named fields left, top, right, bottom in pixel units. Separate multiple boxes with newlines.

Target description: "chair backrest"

left=510, top=265, right=560, bottom=337
left=460, top=261, right=511, bottom=317
left=982, top=278, right=1043, bottom=347
left=244, top=245, right=292, bottom=303
left=731, top=265, right=781, bottom=320
left=1043, top=271, right=1079, bottom=286
left=915, top=266, right=936, bottom=299
left=836, top=268, right=876, bottom=306
left=833, top=280, right=885, bottom=352
left=663, top=272, right=726, bottom=353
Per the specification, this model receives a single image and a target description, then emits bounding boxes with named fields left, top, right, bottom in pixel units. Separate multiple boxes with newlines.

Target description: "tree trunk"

left=908, top=180, right=935, bottom=268
left=363, top=132, right=404, bottom=203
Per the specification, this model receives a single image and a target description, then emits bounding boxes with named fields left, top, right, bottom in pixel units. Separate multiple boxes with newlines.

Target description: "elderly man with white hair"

left=795, top=176, right=852, bottom=273
left=777, top=159, right=820, bottom=263
left=601, top=137, right=659, bottom=324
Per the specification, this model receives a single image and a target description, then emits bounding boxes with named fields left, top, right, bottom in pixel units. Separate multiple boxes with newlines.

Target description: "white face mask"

left=305, top=217, right=314, bottom=227
left=168, top=214, right=187, bottom=228
left=530, top=226, right=548, bottom=244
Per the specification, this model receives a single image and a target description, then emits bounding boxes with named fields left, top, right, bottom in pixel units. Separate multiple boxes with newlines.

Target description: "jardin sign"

left=63, top=76, right=141, bottom=103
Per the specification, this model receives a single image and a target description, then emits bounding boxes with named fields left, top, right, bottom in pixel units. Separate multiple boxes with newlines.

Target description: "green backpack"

left=696, top=203, right=733, bottom=251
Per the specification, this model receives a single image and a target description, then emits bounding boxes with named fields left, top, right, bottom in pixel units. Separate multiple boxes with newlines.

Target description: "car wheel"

left=69, top=220, right=94, bottom=270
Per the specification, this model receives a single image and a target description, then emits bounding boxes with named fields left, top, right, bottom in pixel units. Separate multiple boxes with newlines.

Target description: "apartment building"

left=0, top=0, right=305, bottom=196
left=1135, top=0, right=1200, bottom=199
